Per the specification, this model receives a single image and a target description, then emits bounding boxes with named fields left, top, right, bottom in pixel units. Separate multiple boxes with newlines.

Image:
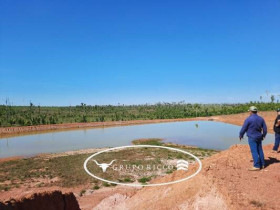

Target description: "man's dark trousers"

left=273, top=133, right=280, bottom=151
left=248, top=138, right=265, bottom=168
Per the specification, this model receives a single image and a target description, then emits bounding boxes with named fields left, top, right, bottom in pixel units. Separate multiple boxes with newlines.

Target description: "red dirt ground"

left=104, top=144, right=279, bottom=210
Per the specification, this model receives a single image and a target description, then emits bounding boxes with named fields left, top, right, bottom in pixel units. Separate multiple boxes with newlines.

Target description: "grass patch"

left=0, top=153, right=94, bottom=190
left=132, top=138, right=163, bottom=146
left=79, top=189, right=86, bottom=196
left=138, top=177, right=151, bottom=184
left=123, top=178, right=133, bottom=183
left=166, top=169, right=175, bottom=174
left=93, top=185, right=100, bottom=190
left=102, top=182, right=110, bottom=187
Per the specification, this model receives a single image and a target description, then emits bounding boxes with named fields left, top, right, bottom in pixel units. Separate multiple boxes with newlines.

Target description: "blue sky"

left=0, top=0, right=280, bottom=106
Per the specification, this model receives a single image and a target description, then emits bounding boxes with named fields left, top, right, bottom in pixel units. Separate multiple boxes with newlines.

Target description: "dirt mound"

left=0, top=190, right=80, bottom=210
left=94, top=144, right=279, bottom=210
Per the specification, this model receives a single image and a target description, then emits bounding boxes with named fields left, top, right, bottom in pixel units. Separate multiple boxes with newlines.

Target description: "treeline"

left=0, top=102, right=279, bottom=127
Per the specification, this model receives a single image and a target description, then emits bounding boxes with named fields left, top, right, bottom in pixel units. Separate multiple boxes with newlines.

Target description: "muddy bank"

left=0, top=190, right=80, bottom=210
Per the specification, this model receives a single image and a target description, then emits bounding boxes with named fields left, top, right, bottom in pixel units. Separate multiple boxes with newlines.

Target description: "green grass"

left=132, top=138, right=164, bottom=146
left=138, top=177, right=151, bottom=184
left=93, top=185, right=100, bottom=190
left=102, top=182, right=110, bottom=187
left=166, top=169, right=175, bottom=174
left=123, top=178, right=133, bottom=183
left=79, top=189, right=86, bottom=196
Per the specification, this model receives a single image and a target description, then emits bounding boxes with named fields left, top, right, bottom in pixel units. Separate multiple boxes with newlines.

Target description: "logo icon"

left=93, top=159, right=116, bottom=172
left=176, top=160, right=189, bottom=171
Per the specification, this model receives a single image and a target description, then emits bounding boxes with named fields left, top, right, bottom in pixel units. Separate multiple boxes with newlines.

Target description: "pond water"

left=0, top=121, right=275, bottom=158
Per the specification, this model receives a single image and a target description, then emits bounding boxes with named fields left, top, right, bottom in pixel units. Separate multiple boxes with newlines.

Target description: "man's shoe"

left=248, top=167, right=260, bottom=171
left=261, top=165, right=265, bottom=169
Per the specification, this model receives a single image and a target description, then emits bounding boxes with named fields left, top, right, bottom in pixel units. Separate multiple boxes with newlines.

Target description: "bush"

left=138, top=177, right=151, bottom=184
left=102, top=182, right=110, bottom=187
left=93, top=185, right=100, bottom=190
left=79, top=189, right=86, bottom=196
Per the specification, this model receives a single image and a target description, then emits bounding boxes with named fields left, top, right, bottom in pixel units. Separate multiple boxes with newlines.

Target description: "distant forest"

left=0, top=100, right=279, bottom=127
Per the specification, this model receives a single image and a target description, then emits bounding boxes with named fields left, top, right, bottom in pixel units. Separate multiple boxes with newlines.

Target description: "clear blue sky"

left=1, top=0, right=280, bottom=106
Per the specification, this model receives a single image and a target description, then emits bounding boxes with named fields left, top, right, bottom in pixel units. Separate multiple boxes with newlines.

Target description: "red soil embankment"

left=0, top=117, right=213, bottom=138
left=0, top=190, right=80, bottom=210
left=94, top=144, right=279, bottom=210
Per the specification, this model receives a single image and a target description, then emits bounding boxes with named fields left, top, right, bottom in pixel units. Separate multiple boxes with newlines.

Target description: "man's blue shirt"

left=239, top=114, right=267, bottom=140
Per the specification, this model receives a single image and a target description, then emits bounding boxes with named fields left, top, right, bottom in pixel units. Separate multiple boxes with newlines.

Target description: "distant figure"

left=195, top=123, right=199, bottom=128
left=239, top=106, right=267, bottom=171
left=272, top=108, right=280, bottom=153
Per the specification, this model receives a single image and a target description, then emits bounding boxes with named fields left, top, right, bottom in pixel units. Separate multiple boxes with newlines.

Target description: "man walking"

left=272, top=108, right=280, bottom=153
left=239, top=106, right=267, bottom=171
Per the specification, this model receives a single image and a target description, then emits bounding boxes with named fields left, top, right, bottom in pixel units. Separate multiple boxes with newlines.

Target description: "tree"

left=5, top=98, right=9, bottom=122
left=271, top=95, right=275, bottom=103
left=82, top=115, right=87, bottom=123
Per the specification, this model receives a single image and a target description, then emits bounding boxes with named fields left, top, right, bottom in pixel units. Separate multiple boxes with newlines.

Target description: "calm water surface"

left=0, top=121, right=275, bottom=158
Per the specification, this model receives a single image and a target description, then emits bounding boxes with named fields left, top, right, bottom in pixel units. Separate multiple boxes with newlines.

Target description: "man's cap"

left=276, top=108, right=280, bottom=112
left=248, top=106, right=258, bottom=112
